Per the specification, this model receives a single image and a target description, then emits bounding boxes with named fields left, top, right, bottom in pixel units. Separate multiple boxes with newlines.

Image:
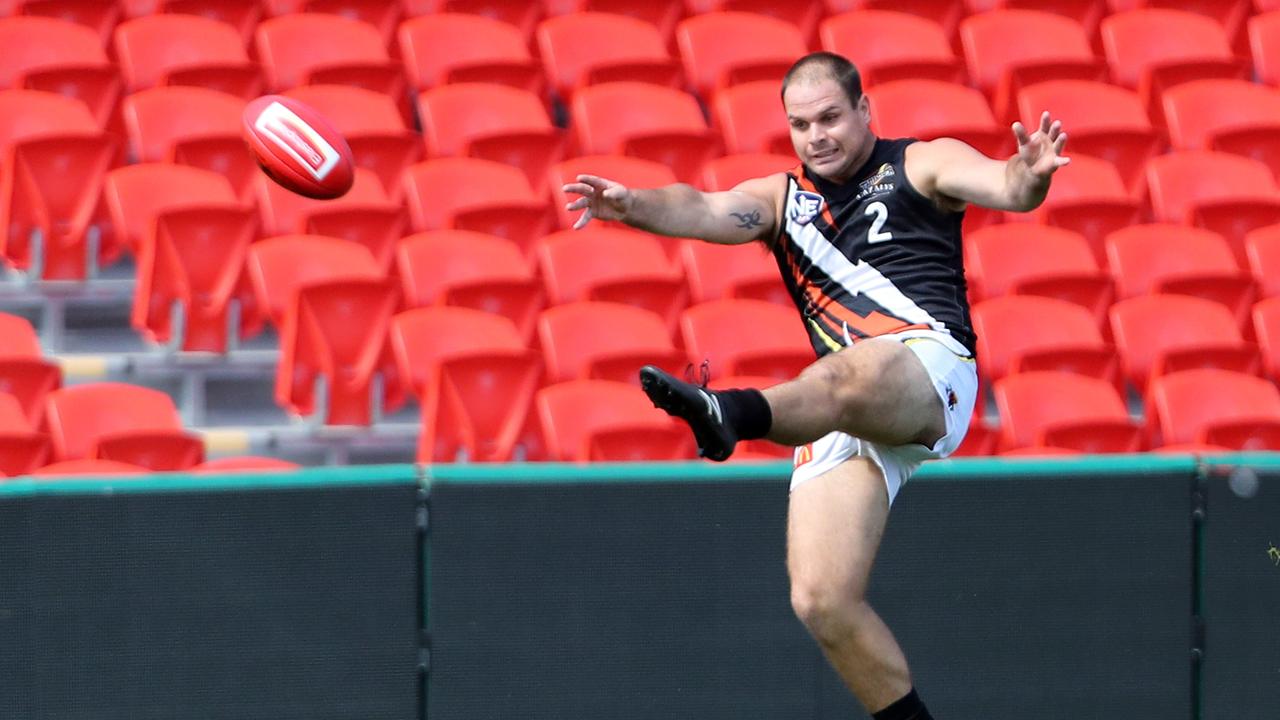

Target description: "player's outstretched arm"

left=562, top=173, right=784, bottom=245
left=925, top=110, right=1070, bottom=213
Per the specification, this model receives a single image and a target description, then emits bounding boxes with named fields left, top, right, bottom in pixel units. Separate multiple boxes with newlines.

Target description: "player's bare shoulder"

left=903, top=138, right=974, bottom=212
left=726, top=171, right=789, bottom=241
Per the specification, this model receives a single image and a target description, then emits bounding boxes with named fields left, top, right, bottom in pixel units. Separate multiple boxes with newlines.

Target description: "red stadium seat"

left=1145, top=151, right=1280, bottom=265
left=122, top=87, right=255, bottom=199
left=966, top=224, right=1113, bottom=325
left=1101, top=9, right=1247, bottom=125
left=0, top=16, right=120, bottom=129
left=1019, top=153, right=1140, bottom=265
left=113, top=14, right=261, bottom=99
left=1105, top=223, right=1255, bottom=329
left=537, top=301, right=686, bottom=384
left=993, top=371, right=1142, bottom=453
left=254, top=13, right=402, bottom=99
left=277, top=276, right=403, bottom=425
left=1139, top=0, right=1252, bottom=56
left=680, top=240, right=789, bottom=306
left=254, top=168, right=405, bottom=271
left=713, top=81, right=792, bottom=157
left=401, top=0, right=543, bottom=43
left=265, top=0, right=403, bottom=45
left=971, top=295, right=1117, bottom=388
left=6, top=0, right=121, bottom=44
left=400, top=14, right=540, bottom=94
left=401, top=158, right=551, bottom=257
left=549, top=155, right=678, bottom=232
left=246, top=234, right=383, bottom=326
left=247, top=235, right=400, bottom=424
left=121, top=0, right=264, bottom=45
left=32, top=459, right=149, bottom=476
left=43, top=383, right=204, bottom=470
left=571, top=82, right=718, bottom=185
left=0, top=89, right=116, bottom=280
left=1016, top=80, right=1159, bottom=196
left=418, top=82, right=562, bottom=194
left=680, top=299, right=812, bottom=381
left=391, top=306, right=541, bottom=462
left=702, top=153, right=795, bottom=191
left=395, top=230, right=544, bottom=340
left=825, top=0, right=965, bottom=42
left=192, top=456, right=301, bottom=472
left=1149, top=369, right=1280, bottom=450
left=282, top=84, right=421, bottom=200
left=1249, top=11, right=1280, bottom=88
left=104, top=163, right=240, bottom=254
left=561, top=0, right=684, bottom=45
left=0, top=392, right=51, bottom=477
left=869, top=80, right=1008, bottom=158
left=1110, top=294, right=1259, bottom=394
left=104, top=162, right=261, bottom=351
left=676, top=12, right=806, bottom=100
left=1245, top=224, right=1280, bottom=299
left=688, top=0, right=825, bottom=44
left=1251, top=297, right=1280, bottom=381
left=536, top=379, right=694, bottom=461
left=820, top=11, right=963, bottom=87
left=537, top=228, right=688, bottom=330
left=959, top=10, right=1104, bottom=122
left=0, top=312, right=61, bottom=427
left=536, top=12, right=680, bottom=102
left=971, top=0, right=1108, bottom=40
left=1163, top=80, right=1280, bottom=181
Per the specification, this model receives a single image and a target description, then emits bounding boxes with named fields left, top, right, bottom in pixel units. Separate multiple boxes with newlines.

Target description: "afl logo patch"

left=790, top=191, right=824, bottom=226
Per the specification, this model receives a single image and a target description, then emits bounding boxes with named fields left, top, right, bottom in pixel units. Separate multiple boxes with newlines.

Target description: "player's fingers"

left=1054, top=131, right=1068, bottom=155
left=601, top=186, right=628, bottom=203
left=1039, top=111, right=1052, bottom=135
left=576, top=174, right=610, bottom=190
left=566, top=197, right=588, bottom=212
left=572, top=207, right=593, bottom=230
left=1054, top=155, right=1071, bottom=168
left=562, top=182, right=594, bottom=197
left=1048, top=120, right=1063, bottom=140
left=1012, top=121, right=1030, bottom=146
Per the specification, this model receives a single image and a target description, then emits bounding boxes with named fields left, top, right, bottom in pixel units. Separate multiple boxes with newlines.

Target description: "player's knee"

left=790, top=578, right=866, bottom=642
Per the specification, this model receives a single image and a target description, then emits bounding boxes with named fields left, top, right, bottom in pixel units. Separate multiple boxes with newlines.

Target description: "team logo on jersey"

left=855, top=162, right=896, bottom=200
left=790, top=191, right=825, bottom=225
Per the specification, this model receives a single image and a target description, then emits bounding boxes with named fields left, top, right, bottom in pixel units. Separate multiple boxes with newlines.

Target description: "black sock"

left=714, top=388, right=772, bottom=440
left=872, top=688, right=933, bottom=720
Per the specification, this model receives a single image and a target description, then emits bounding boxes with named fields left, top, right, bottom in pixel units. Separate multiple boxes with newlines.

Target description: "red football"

left=242, top=95, right=355, bottom=200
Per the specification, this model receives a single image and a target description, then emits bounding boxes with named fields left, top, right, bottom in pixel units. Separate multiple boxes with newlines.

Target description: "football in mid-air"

left=242, top=95, right=354, bottom=200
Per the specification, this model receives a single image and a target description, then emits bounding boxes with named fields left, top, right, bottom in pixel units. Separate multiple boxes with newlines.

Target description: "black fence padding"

left=0, top=485, right=420, bottom=720
left=1202, top=469, right=1280, bottom=719
left=427, top=473, right=1191, bottom=720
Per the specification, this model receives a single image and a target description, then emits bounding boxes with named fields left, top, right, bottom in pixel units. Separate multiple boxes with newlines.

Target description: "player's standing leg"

left=788, top=457, right=932, bottom=718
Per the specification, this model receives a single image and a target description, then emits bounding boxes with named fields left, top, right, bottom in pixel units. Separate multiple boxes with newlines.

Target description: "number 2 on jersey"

left=865, top=201, right=893, bottom=244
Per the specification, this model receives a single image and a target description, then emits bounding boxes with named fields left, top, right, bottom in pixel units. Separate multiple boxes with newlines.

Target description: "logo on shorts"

left=945, top=384, right=958, bottom=411
left=794, top=442, right=814, bottom=468
left=789, top=191, right=824, bottom=226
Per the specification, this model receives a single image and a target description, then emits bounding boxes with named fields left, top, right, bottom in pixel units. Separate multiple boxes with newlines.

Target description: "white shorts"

left=789, top=330, right=979, bottom=505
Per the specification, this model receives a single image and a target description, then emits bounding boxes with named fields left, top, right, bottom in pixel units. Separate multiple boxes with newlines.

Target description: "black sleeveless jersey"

left=770, top=137, right=977, bottom=358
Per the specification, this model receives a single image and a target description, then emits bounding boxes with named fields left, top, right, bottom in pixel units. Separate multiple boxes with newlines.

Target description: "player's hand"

left=561, top=174, right=634, bottom=230
left=1012, top=111, right=1069, bottom=179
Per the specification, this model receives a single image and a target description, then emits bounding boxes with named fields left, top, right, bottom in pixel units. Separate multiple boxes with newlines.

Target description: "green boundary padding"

left=422, top=454, right=1207, bottom=485
left=2, top=453, right=1269, bottom=498
left=0, top=463, right=418, bottom=497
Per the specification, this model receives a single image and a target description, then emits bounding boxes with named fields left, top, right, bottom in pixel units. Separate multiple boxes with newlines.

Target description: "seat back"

left=402, top=157, right=548, bottom=251
left=680, top=299, right=812, bottom=380
left=537, top=301, right=680, bottom=384
left=820, top=10, right=960, bottom=86
left=994, top=371, right=1137, bottom=452
left=254, top=13, right=394, bottom=91
left=571, top=82, right=715, bottom=183
left=105, top=163, right=241, bottom=252
left=255, top=168, right=403, bottom=269
left=1101, top=9, right=1239, bottom=90
left=402, top=13, right=537, bottom=93
left=536, top=229, right=685, bottom=325
left=676, top=12, right=807, bottom=99
left=1110, top=294, right=1253, bottom=389
left=869, top=79, right=1007, bottom=156
left=536, top=12, right=675, bottom=100
left=713, top=80, right=793, bottom=156
left=1105, top=224, right=1241, bottom=299
left=44, top=383, right=185, bottom=461
left=1151, top=368, right=1280, bottom=447
left=536, top=379, right=692, bottom=461
left=0, top=16, right=118, bottom=125
left=122, top=86, right=255, bottom=196
left=114, top=13, right=256, bottom=94
left=972, top=295, right=1108, bottom=383
left=246, top=234, right=383, bottom=325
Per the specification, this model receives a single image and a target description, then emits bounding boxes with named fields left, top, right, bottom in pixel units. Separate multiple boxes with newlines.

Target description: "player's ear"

left=856, top=94, right=871, bottom=123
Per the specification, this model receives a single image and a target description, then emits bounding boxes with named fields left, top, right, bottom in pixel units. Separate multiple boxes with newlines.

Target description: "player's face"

left=783, top=78, right=874, bottom=184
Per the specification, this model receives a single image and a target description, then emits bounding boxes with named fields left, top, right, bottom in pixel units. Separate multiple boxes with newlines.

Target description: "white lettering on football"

left=254, top=102, right=340, bottom=182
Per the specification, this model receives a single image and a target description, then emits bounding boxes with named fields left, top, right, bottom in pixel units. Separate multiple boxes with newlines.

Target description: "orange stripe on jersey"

left=793, top=171, right=838, bottom=230
left=778, top=236, right=926, bottom=340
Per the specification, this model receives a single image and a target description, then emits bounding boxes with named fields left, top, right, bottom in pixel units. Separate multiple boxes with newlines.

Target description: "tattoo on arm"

left=729, top=210, right=763, bottom=230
